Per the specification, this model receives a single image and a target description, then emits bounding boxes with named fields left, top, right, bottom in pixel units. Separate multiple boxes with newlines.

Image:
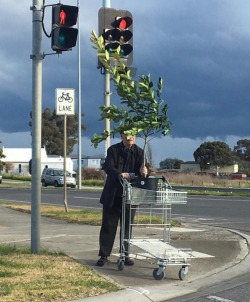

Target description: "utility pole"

left=30, top=0, right=43, bottom=253
left=77, top=0, right=82, bottom=189
left=103, top=0, right=111, bottom=156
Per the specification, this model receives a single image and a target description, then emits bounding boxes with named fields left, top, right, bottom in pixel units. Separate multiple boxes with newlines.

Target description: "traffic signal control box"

left=98, top=7, right=133, bottom=67
left=51, top=4, right=78, bottom=52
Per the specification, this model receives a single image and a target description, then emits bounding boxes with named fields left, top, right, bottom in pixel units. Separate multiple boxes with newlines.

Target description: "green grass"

left=1, top=202, right=179, bottom=226
left=0, top=244, right=119, bottom=302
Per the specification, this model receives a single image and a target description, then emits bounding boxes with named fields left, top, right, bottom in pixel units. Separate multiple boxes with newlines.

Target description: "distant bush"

left=156, top=172, right=250, bottom=188
left=82, top=179, right=104, bottom=187
left=81, top=168, right=104, bottom=180
left=2, top=173, right=31, bottom=181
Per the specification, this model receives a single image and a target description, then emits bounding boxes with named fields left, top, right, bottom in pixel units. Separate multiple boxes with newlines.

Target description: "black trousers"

left=98, top=203, right=135, bottom=257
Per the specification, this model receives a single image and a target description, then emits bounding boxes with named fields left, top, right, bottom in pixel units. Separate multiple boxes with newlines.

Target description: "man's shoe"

left=96, top=256, right=108, bottom=267
left=124, top=257, right=134, bottom=266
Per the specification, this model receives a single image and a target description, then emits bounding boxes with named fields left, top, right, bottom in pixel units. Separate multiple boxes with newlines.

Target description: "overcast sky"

left=0, top=0, right=250, bottom=167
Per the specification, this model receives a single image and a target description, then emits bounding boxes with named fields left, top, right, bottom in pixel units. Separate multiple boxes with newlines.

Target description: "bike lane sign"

left=55, top=88, right=75, bottom=115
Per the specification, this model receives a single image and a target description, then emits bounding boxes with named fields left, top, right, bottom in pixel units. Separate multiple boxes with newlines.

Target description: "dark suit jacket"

left=100, top=141, right=144, bottom=209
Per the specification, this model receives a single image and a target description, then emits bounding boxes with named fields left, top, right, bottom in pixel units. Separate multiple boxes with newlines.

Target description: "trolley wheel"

left=117, top=259, right=124, bottom=271
left=179, top=266, right=188, bottom=280
left=153, top=268, right=165, bottom=280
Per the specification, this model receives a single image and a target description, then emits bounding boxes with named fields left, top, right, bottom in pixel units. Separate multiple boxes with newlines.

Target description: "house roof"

left=2, top=148, right=47, bottom=162
left=71, top=154, right=105, bottom=160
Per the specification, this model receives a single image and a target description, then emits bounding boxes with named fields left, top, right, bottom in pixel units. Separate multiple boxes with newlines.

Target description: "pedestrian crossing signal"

left=51, top=4, right=78, bottom=52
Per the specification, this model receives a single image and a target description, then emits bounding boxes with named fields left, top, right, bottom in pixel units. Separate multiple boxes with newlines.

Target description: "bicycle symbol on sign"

left=58, top=92, right=73, bottom=103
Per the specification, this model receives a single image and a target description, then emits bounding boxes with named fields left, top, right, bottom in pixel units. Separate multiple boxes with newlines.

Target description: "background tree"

left=193, top=141, right=234, bottom=175
left=5, top=162, right=14, bottom=173
left=233, top=139, right=250, bottom=161
left=159, top=158, right=183, bottom=170
left=29, top=108, right=86, bottom=156
left=232, top=139, right=250, bottom=175
left=0, top=141, right=6, bottom=171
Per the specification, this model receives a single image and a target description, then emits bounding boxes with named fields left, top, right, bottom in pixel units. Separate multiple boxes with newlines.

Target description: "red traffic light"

left=59, top=9, right=66, bottom=25
left=52, top=4, right=78, bottom=27
left=115, top=17, right=132, bottom=30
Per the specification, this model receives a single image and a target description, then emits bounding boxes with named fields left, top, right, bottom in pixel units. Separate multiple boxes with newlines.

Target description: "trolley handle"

left=118, top=174, right=130, bottom=186
left=119, top=174, right=173, bottom=189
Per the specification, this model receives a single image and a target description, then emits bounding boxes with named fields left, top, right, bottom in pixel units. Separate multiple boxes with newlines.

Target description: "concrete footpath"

left=0, top=205, right=250, bottom=302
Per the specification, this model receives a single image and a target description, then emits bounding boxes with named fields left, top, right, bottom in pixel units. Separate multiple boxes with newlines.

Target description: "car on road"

left=41, top=168, right=76, bottom=188
left=0, top=175, right=2, bottom=184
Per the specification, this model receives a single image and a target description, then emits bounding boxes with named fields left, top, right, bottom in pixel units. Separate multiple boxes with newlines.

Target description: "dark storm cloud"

left=0, top=0, right=250, bottom=144
left=0, top=89, right=31, bottom=132
left=131, top=0, right=250, bottom=140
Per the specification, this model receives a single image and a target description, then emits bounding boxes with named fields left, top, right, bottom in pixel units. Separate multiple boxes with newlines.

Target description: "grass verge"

left=0, top=244, right=119, bottom=302
left=2, top=203, right=180, bottom=226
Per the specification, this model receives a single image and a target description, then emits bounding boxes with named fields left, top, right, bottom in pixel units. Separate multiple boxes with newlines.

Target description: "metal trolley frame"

left=117, top=177, right=192, bottom=281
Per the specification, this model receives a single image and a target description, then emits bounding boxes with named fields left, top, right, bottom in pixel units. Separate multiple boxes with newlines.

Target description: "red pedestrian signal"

left=59, top=9, right=66, bottom=25
left=51, top=4, right=78, bottom=52
left=98, top=8, right=133, bottom=67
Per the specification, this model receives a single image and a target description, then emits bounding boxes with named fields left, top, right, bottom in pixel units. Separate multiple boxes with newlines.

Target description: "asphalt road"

left=1, top=187, right=250, bottom=233
left=0, top=187, right=101, bottom=209
left=165, top=272, right=250, bottom=302
left=172, top=194, right=250, bottom=234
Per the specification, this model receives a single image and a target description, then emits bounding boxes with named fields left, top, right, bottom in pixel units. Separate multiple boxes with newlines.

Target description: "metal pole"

left=77, top=0, right=82, bottom=189
left=103, top=0, right=111, bottom=7
left=31, top=0, right=43, bottom=254
left=103, top=0, right=111, bottom=156
left=64, top=114, right=68, bottom=211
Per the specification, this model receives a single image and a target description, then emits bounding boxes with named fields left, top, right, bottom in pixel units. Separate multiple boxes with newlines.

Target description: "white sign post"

left=55, top=88, right=76, bottom=211
left=56, top=88, right=75, bottom=115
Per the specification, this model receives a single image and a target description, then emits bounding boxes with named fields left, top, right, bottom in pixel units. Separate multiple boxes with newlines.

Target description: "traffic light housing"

left=51, top=4, right=78, bottom=52
left=98, top=7, right=133, bottom=67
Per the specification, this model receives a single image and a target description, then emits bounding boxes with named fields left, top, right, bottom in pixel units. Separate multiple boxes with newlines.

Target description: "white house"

left=71, top=155, right=105, bottom=170
left=1, top=147, right=74, bottom=175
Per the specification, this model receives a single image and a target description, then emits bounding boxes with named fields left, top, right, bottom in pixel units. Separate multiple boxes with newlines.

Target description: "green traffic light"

left=58, top=34, right=66, bottom=47
left=51, top=27, right=78, bottom=51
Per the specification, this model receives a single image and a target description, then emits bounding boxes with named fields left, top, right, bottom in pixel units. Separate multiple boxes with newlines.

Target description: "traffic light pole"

left=103, top=0, right=111, bottom=156
left=77, top=0, right=82, bottom=189
left=31, top=0, right=43, bottom=254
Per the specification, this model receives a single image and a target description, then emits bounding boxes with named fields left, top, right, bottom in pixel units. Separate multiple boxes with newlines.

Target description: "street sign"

left=55, top=88, right=75, bottom=115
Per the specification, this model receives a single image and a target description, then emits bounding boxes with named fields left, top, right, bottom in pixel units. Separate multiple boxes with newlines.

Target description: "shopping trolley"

left=117, top=176, right=192, bottom=281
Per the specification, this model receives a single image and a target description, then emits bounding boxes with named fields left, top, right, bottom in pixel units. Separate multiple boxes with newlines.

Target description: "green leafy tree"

left=193, top=141, right=234, bottom=175
left=90, top=31, right=171, bottom=164
left=232, top=139, right=250, bottom=175
left=0, top=141, right=6, bottom=171
left=233, top=139, right=250, bottom=161
left=159, top=158, right=183, bottom=170
left=29, top=108, right=86, bottom=156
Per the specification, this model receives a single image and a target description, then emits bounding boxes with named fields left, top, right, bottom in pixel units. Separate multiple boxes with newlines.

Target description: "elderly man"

left=96, top=132, right=147, bottom=266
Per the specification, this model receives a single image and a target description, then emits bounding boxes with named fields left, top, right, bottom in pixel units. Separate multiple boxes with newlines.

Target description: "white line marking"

left=74, top=196, right=99, bottom=200
left=206, top=296, right=235, bottom=302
